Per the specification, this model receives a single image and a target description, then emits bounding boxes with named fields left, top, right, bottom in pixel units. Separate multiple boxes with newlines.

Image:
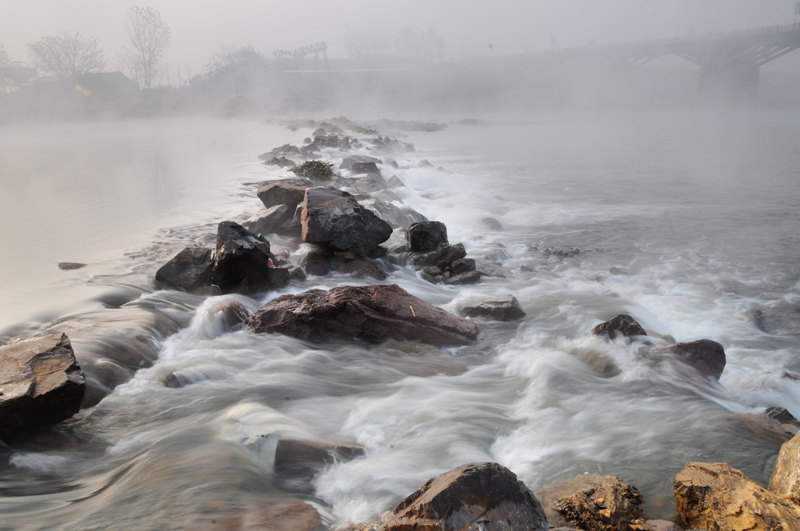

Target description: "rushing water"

left=1, top=110, right=800, bottom=529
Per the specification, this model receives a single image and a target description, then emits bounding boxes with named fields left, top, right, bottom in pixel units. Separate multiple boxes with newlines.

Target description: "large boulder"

left=382, top=462, right=548, bottom=531
left=257, top=179, right=309, bottom=212
left=591, top=315, right=647, bottom=340
left=646, top=339, right=726, bottom=380
left=0, top=333, right=86, bottom=441
left=674, top=462, right=800, bottom=531
left=155, top=247, right=213, bottom=291
left=770, top=430, right=800, bottom=501
left=209, top=221, right=289, bottom=294
left=461, top=295, right=526, bottom=321
left=406, top=221, right=449, bottom=252
left=246, top=284, right=478, bottom=347
left=301, top=187, right=393, bottom=257
left=538, top=474, right=643, bottom=531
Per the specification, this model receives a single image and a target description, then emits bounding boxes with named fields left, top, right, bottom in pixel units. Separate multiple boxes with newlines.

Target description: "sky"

left=2, top=0, right=800, bottom=81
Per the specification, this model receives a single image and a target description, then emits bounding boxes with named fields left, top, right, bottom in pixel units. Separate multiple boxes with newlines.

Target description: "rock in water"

left=770, top=431, right=800, bottom=501
left=0, top=333, right=86, bottom=441
left=382, top=462, right=548, bottom=531
left=591, top=314, right=647, bottom=340
left=541, top=474, right=643, bottom=531
left=155, top=247, right=213, bottom=291
left=256, top=178, right=309, bottom=211
left=674, top=462, right=800, bottom=531
left=246, top=284, right=478, bottom=347
left=405, top=221, right=449, bottom=252
left=210, top=221, right=288, bottom=294
left=462, top=295, right=526, bottom=321
left=274, top=439, right=365, bottom=477
left=301, top=187, right=393, bottom=257
left=647, top=339, right=726, bottom=380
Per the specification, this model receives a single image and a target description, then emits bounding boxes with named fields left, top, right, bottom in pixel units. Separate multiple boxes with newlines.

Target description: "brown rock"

left=242, top=204, right=293, bottom=236
left=241, top=500, right=325, bottom=531
left=734, top=408, right=800, bottom=446
left=338, top=259, right=388, bottom=281
left=674, top=462, right=800, bottom=531
left=443, top=270, right=481, bottom=285
left=647, top=339, right=726, bottom=380
left=539, top=474, right=643, bottom=531
left=461, top=295, right=526, bottom=321
left=591, top=315, right=647, bottom=340
left=257, top=179, right=309, bottom=212
left=155, top=247, right=213, bottom=291
left=246, top=284, right=478, bottom=347
left=770, top=430, right=800, bottom=502
left=0, top=333, right=86, bottom=441
left=274, top=439, right=364, bottom=476
left=383, top=462, right=548, bottom=531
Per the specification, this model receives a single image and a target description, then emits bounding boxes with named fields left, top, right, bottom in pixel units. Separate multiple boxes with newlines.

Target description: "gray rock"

left=242, top=204, right=293, bottom=236
left=462, top=295, right=526, bottom=321
left=405, top=221, right=449, bottom=252
left=257, top=179, right=309, bottom=211
left=592, top=314, right=648, bottom=340
left=210, top=221, right=288, bottom=295
left=274, top=439, right=364, bottom=476
left=155, top=247, right=213, bottom=291
left=410, top=243, right=467, bottom=268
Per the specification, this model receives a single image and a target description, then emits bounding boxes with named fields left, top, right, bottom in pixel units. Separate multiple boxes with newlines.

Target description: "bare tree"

left=206, top=44, right=264, bottom=77
left=0, top=45, right=11, bottom=67
left=27, top=33, right=106, bottom=77
left=122, top=6, right=171, bottom=89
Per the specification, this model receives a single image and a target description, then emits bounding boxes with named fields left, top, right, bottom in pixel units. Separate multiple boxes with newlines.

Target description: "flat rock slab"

left=675, top=462, right=800, bottom=531
left=246, top=284, right=478, bottom=347
left=383, top=462, right=548, bottom=531
left=0, top=333, right=86, bottom=441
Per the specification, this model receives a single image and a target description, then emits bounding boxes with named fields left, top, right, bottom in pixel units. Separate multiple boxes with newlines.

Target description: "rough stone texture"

left=405, top=221, right=449, bottom=253
left=301, top=251, right=333, bottom=277
left=647, top=339, right=726, bottom=380
left=734, top=407, right=800, bottom=446
left=340, top=155, right=382, bottom=170
left=210, top=221, right=288, bottom=294
left=539, top=474, right=643, bottom=531
left=246, top=284, right=479, bottom=347
left=0, top=333, right=86, bottom=441
left=462, top=295, right=526, bottom=321
left=674, top=462, right=800, bottom=531
left=242, top=204, right=293, bottom=236
left=359, top=198, right=427, bottom=230
left=443, top=270, right=481, bottom=285
left=770, top=430, right=800, bottom=502
left=383, top=462, right=548, bottom=531
left=301, top=187, right=393, bottom=257
left=591, top=314, right=648, bottom=340
left=257, top=179, right=309, bottom=211
left=349, top=161, right=382, bottom=177
left=448, top=258, right=476, bottom=276
left=410, top=243, right=467, bottom=269
left=338, top=259, right=388, bottom=281
left=274, top=439, right=365, bottom=476
left=155, top=247, right=213, bottom=291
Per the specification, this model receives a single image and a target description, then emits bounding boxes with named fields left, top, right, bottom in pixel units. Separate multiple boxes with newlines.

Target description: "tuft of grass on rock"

left=292, top=160, right=335, bottom=180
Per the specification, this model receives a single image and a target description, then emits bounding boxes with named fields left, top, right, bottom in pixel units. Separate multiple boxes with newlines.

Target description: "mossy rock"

left=292, top=160, right=335, bottom=180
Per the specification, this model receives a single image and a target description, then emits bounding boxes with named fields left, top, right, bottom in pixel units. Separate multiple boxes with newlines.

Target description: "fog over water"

left=2, top=2, right=800, bottom=530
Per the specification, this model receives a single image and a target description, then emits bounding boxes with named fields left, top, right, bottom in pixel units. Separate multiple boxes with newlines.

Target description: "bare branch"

left=26, top=33, right=106, bottom=78
left=121, top=6, right=171, bottom=89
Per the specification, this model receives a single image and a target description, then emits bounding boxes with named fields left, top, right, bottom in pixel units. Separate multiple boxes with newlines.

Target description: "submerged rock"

left=301, top=187, right=392, bottom=257
left=0, top=333, right=86, bottom=441
left=591, top=314, right=647, bottom=340
left=646, top=339, right=726, bottom=380
left=382, top=462, right=548, bottom=531
left=462, top=295, right=526, bottom=321
left=674, top=462, right=800, bottom=531
left=274, top=439, right=364, bottom=476
left=246, top=284, right=478, bottom=346
left=155, top=247, right=213, bottom=291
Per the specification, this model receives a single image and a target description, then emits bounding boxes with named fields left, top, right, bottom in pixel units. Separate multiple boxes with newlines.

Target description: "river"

left=1, top=110, right=799, bottom=529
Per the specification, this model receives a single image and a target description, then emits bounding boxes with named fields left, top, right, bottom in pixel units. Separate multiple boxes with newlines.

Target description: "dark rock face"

left=274, top=439, right=364, bottom=477
left=591, top=315, right=647, bottom=340
left=341, top=155, right=382, bottom=170
left=210, top=221, right=288, bottom=294
left=301, top=187, right=393, bottom=257
left=338, top=259, right=388, bottom=281
left=349, top=161, right=382, bottom=177
left=540, top=474, right=643, bottom=531
left=246, top=284, right=478, bottom=347
left=58, top=262, right=87, bottom=271
left=0, top=333, right=86, bottom=441
left=410, top=243, right=467, bottom=268
left=383, top=462, right=548, bottom=531
left=406, top=221, right=449, bottom=252
left=257, top=179, right=309, bottom=212
left=301, top=250, right=333, bottom=277
left=647, top=339, right=726, bottom=380
left=243, top=204, right=294, bottom=236
left=155, top=247, right=213, bottom=291
left=462, top=295, right=526, bottom=321
left=444, top=270, right=482, bottom=285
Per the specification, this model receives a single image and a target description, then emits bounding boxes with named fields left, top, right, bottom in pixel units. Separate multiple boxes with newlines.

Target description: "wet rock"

left=301, top=250, right=332, bottom=276
left=646, top=339, right=726, bottom=380
left=387, top=175, right=406, bottom=188
left=92, top=359, right=133, bottom=391
left=262, top=156, right=296, bottom=168
left=338, top=259, right=388, bottom=281
left=747, top=308, right=767, bottom=332
left=674, top=462, right=800, bottom=531
left=633, top=521, right=683, bottom=531
left=448, top=258, right=476, bottom=276
left=734, top=407, right=800, bottom=446
left=349, top=162, right=382, bottom=178
left=480, top=217, right=503, bottom=230
left=410, top=243, right=467, bottom=269
left=257, top=179, right=309, bottom=212
left=405, top=221, right=449, bottom=252
left=591, top=314, right=648, bottom=340
left=359, top=198, right=428, bottom=229
left=340, top=155, right=382, bottom=170
left=258, top=144, right=301, bottom=160
left=770, top=430, right=800, bottom=502
left=462, top=295, right=526, bottom=321
left=443, top=270, right=482, bottom=285
left=210, top=221, right=288, bottom=295
left=383, top=462, right=548, bottom=531
left=0, top=333, right=86, bottom=441
left=58, top=262, right=87, bottom=271
left=239, top=499, right=325, bottom=531
left=341, top=172, right=388, bottom=193
left=155, top=247, right=213, bottom=291
left=246, top=284, right=479, bottom=347
left=274, top=439, right=364, bottom=476
left=301, top=187, right=393, bottom=257
left=242, top=204, right=294, bottom=237
left=539, top=474, right=643, bottom=531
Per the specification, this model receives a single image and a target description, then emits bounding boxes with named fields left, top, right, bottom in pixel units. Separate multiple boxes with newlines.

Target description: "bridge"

left=552, top=23, right=800, bottom=98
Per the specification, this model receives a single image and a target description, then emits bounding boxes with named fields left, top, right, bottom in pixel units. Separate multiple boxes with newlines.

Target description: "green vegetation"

left=292, top=160, right=334, bottom=180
